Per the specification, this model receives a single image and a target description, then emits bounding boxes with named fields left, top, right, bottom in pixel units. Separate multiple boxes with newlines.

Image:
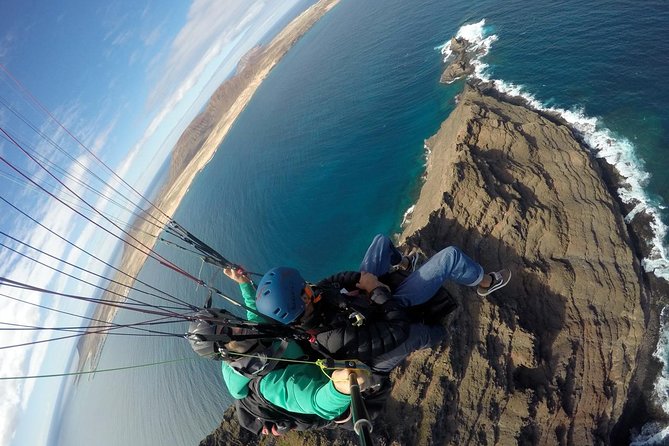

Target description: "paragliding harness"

left=188, top=269, right=455, bottom=438
left=187, top=308, right=391, bottom=436
left=303, top=270, right=459, bottom=333
left=222, top=335, right=343, bottom=435
left=186, top=308, right=298, bottom=377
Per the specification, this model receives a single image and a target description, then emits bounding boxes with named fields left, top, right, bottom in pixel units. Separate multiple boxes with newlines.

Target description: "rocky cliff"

left=200, top=84, right=664, bottom=446
left=380, top=84, right=661, bottom=446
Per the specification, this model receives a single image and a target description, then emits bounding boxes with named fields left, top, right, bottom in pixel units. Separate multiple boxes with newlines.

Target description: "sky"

left=0, top=1, right=312, bottom=445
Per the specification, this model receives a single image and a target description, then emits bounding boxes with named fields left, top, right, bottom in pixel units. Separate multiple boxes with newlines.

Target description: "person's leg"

left=359, top=234, right=403, bottom=276
left=370, top=324, right=446, bottom=372
left=393, top=246, right=484, bottom=307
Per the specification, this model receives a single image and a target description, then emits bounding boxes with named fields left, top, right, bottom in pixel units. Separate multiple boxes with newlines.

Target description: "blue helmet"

left=256, top=267, right=306, bottom=324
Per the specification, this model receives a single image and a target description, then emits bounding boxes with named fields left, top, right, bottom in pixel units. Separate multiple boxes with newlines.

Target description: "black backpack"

left=225, top=339, right=291, bottom=379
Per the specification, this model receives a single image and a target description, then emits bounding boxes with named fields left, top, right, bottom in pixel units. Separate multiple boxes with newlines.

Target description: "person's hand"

left=331, top=369, right=369, bottom=394
left=356, top=271, right=388, bottom=294
left=224, top=267, right=250, bottom=284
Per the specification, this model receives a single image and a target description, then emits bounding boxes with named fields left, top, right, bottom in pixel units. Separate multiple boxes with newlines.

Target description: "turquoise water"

left=56, top=1, right=669, bottom=445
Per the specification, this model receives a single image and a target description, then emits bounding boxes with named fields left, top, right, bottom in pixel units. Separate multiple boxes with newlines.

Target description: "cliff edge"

left=200, top=83, right=664, bottom=446
left=382, top=84, right=659, bottom=445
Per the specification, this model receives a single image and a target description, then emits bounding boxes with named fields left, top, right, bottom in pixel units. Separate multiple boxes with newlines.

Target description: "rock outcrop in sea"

left=440, top=37, right=476, bottom=83
left=201, top=41, right=667, bottom=446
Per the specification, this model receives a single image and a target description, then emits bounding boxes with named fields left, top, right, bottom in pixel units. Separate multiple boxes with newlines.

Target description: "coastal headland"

left=70, top=4, right=667, bottom=443
left=382, top=83, right=664, bottom=445
left=200, top=44, right=668, bottom=446
left=74, top=0, right=341, bottom=377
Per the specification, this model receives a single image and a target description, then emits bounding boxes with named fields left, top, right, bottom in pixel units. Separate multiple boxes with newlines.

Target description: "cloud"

left=113, top=1, right=270, bottom=192
left=128, top=50, right=141, bottom=67
left=0, top=94, right=125, bottom=445
left=147, top=0, right=265, bottom=108
left=111, top=29, right=133, bottom=47
left=121, top=0, right=310, bottom=192
left=0, top=222, right=74, bottom=445
left=141, top=24, right=163, bottom=47
left=0, top=153, right=129, bottom=445
left=0, top=28, right=18, bottom=59
left=100, top=3, right=132, bottom=44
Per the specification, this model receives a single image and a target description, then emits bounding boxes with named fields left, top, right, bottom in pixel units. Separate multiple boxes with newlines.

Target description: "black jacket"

left=300, top=271, right=410, bottom=363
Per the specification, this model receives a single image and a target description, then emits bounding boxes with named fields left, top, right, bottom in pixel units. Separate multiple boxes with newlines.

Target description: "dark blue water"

left=485, top=1, right=669, bottom=211
left=180, top=0, right=464, bottom=283
left=57, top=1, right=669, bottom=444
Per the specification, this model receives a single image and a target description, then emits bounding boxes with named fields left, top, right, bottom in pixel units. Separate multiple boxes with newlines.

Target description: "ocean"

left=55, top=0, right=669, bottom=445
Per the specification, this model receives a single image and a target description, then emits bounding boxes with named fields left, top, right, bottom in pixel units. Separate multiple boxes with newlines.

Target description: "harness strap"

left=234, top=339, right=290, bottom=376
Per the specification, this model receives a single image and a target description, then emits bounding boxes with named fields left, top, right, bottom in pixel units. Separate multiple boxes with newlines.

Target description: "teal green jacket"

left=221, top=282, right=350, bottom=421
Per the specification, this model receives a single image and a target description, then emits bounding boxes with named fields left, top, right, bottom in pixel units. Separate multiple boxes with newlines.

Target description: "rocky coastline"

left=200, top=39, right=668, bottom=446
left=392, top=83, right=665, bottom=446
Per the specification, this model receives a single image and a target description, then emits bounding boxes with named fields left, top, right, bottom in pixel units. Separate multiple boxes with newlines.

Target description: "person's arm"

left=224, top=268, right=264, bottom=323
left=219, top=268, right=256, bottom=397
left=330, top=369, right=369, bottom=394
left=318, top=271, right=392, bottom=302
left=356, top=271, right=390, bottom=303
left=238, top=282, right=264, bottom=323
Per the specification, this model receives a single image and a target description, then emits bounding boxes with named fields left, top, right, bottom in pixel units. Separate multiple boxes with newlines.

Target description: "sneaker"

left=476, top=268, right=511, bottom=296
left=391, top=250, right=424, bottom=273
left=402, top=251, right=424, bottom=272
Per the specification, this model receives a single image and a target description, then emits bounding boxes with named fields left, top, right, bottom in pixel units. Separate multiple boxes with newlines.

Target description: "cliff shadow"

left=396, top=208, right=569, bottom=443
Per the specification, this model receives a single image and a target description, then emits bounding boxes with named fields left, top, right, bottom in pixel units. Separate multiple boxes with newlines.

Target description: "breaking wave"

left=437, top=19, right=669, bottom=444
left=437, top=19, right=669, bottom=280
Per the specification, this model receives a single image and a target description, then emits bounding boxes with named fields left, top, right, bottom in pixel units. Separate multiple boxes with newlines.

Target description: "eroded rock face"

left=387, top=85, right=651, bottom=445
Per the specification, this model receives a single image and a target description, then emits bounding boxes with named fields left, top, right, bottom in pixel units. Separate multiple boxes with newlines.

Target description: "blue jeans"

left=359, top=234, right=484, bottom=372
left=359, top=234, right=484, bottom=306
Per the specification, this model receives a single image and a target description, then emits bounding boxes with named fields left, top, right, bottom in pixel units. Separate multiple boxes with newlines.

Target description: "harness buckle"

left=349, top=311, right=365, bottom=327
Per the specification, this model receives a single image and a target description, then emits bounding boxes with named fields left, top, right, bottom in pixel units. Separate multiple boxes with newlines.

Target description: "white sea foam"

left=433, top=20, right=669, bottom=439
left=630, top=308, right=669, bottom=444
left=652, top=308, right=669, bottom=412
left=436, top=19, right=498, bottom=84
left=436, top=19, right=669, bottom=281
left=630, top=422, right=669, bottom=446
left=422, top=140, right=431, bottom=167
left=401, top=205, right=415, bottom=227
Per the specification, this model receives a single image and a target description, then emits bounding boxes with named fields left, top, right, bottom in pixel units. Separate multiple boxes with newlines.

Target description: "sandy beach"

left=74, top=0, right=341, bottom=376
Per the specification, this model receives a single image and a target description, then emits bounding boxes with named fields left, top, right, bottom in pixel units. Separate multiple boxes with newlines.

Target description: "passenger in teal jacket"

left=220, top=268, right=357, bottom=423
